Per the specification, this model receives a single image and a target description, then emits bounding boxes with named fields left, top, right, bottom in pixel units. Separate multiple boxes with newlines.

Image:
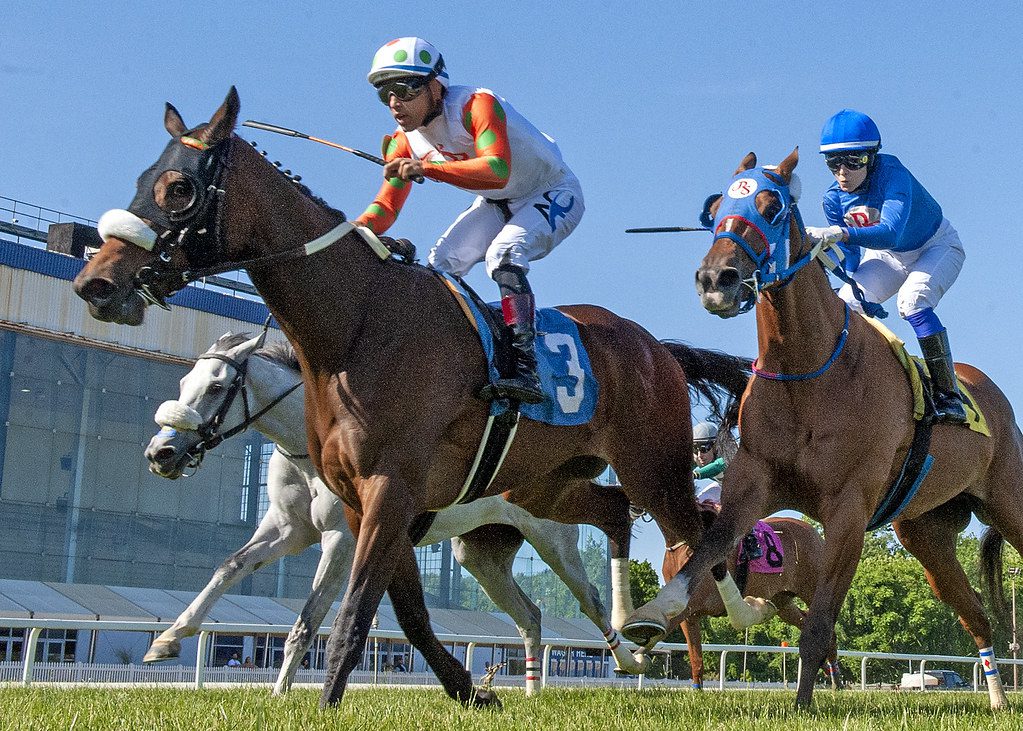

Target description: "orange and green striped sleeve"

left=355, top=130, right=414, bottom=235
left=423, top=92, right=511, bottom=190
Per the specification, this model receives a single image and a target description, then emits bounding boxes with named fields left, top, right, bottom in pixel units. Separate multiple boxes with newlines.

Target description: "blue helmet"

left=819, top=109, right=881, bottom=153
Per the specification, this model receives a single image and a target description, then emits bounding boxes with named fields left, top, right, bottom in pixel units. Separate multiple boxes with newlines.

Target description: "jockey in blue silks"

left=804, top=110, right=967, bottom=423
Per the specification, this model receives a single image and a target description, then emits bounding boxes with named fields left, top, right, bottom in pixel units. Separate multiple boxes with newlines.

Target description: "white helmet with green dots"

left=368, top=37, right=448, bottom=87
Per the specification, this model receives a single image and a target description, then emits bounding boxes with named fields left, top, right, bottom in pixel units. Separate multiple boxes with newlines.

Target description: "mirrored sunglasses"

left=825, top=152, right=871, bottom=172
left=375, top=75, right=433, bottom=105
left=694, top=442, right=714, bottom=454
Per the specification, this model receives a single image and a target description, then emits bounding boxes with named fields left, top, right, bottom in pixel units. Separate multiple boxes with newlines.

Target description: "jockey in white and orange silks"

left=356, top=37, right=584, bottom=404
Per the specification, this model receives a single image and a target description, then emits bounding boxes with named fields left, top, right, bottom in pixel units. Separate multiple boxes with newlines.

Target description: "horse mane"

left=234, top=131, right=347, bottom=220
left=208, top=332, right=300, bottom=372
left=258, top=340, right=301, bottom=372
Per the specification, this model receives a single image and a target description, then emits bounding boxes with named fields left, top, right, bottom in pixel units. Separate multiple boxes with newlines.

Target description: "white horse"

left=142, top=332, right=648, bottom=694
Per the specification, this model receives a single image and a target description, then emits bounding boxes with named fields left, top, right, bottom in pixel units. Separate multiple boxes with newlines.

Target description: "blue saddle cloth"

left=441, top=274, right=599, bottom=426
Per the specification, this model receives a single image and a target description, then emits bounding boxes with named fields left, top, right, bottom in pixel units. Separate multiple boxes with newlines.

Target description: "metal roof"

left=0, top=580, right=609, bottom=643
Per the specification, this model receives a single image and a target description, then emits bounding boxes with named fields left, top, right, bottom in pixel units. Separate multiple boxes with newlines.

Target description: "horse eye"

left=169, top=180, right=191, bottom=197
left=207, top=382, right=224, bottom=393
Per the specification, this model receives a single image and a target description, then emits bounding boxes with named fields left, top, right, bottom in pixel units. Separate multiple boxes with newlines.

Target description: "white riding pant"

left=839, top=218, right=965, bottom=318
left=428, top=174, right=584, bottom=277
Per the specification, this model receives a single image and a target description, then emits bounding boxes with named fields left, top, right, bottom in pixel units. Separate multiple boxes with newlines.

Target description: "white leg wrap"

left=715, top=574, right=777, bottom=630
left=980, top=646, right=1008, bottom=709
left=524, top=656, right=541, bottom=696
left=610, top=557, right=634, bottom=631
left=603, top=625, right=651, bottom=675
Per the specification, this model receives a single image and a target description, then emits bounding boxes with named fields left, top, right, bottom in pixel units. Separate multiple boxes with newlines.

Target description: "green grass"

left=1, top=687, right=1020, bottom=731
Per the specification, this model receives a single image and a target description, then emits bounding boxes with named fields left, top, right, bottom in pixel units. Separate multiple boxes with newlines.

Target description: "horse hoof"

left=143, top=640, right=181, bottom=663
left=621, top=605, right=668, bottom=647
left=470, top=688, right=502, bottom=709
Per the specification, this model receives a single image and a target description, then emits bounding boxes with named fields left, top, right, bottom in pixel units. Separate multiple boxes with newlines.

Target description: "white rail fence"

left=2, top=617, right=1019, bottom=692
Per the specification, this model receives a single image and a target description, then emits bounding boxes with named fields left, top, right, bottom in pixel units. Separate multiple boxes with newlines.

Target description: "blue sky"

left=4, top=2, right=1022, bottom=572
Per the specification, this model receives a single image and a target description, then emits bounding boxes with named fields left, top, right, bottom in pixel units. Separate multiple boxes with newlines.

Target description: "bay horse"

left=142, top=332, right=650, bottom=693
left=621, top=148, right=1023, bottom=709
left=72, top=88, right=751, bottom=709
left=660, top=511, right=841, bottom=689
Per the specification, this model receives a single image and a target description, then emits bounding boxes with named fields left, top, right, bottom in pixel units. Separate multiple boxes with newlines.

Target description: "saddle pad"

left=859, top=315, right=990, bottom=436
left=738, top=520, right=784, bottom=574
left=440, top=274, right=599, bottom=426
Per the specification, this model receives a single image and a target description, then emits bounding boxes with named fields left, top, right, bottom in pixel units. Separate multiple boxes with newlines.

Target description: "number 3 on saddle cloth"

left=735, top=521, right=784, bottom=594
left=437, top=273, right=599, bottom=425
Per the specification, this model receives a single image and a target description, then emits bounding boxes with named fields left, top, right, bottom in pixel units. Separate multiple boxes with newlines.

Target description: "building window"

left=0, top=627, right=24, bottom=662
left=240, top=441, right=273, bottom=522
left=35, top=629, right=77, bottom=662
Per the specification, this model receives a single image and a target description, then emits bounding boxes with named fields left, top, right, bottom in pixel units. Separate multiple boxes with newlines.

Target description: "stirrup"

left=481, top=377, right=545, bottom=405
left=934, top=395, right=967, bottom=424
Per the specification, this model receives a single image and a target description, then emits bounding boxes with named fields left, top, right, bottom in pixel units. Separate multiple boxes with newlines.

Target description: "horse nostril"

left=75, top=277, right=117, bottom=304
left=151, top=446, right=177, bottom=464
left=716, top=268, right=741, bottom=291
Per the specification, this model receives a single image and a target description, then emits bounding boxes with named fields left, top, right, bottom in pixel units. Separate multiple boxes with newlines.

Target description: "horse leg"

left=680, top=616, right=704, bottom=689
left=794, top=514, right=865, bottom=708
left=895, top=512, right=1007, bottom=709
left=609, top=529, right=634, bottom=632
left=273, top=528, right=354, bottom=695
left=623, top=459, right=766, bottom=647
left=774, top=599, right=839, bottom=689
left=145, top=511, right=312, bottom=662
left=519, top=515, right=650, bottom=675
left=386, top=537, right=499, bottom=707
left=319, top=478, right=416, bottom=708
left=453, top=526, right=545, bottom=695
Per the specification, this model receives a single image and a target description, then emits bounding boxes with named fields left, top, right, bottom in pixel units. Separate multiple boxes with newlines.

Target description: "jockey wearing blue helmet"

left=804, top=110, right=967, bottom=424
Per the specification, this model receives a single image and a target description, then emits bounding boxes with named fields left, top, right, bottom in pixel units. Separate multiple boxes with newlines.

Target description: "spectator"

left=241, top=656, right=255, bottom=669
left=226, top=652, right=241, bottom=668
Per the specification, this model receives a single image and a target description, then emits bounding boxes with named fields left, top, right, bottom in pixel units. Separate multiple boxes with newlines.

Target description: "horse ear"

left=734, top=152, right=757, bottom=175
left=165, top=103, right=187, bottom=137
left=775, top=147, right=799, bottom=182
left=235, top=332, right=265, bottom=359
left=199, top=86, right=240, bottom=145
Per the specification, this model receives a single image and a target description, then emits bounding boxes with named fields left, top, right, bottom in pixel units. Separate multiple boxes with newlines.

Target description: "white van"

left=900, top=669, right=969, bottom=690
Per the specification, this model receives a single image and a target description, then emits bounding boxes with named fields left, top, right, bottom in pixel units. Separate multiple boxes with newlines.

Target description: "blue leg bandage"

left=906, top=308, right=944, bottom=338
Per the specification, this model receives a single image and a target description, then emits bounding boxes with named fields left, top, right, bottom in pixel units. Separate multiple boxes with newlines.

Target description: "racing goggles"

left=694, top=442, right=715, bottom=455
left=825, top=151, right=872, bottom=172
left=375, top=69, right=438, bottom=105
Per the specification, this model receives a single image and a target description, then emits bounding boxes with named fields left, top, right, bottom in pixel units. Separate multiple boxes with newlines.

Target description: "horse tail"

left=979, top=526, right=1009, bottom=625
left=659, top=341, right=752, bottom=436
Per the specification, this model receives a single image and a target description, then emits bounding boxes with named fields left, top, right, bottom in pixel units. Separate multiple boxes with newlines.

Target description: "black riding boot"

left=919, top=330, right=967, bottom=424
left=492, top=265, right=545, bottom=404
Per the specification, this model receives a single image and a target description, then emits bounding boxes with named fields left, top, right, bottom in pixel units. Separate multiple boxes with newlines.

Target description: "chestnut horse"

left=72, top=88, right=751, bottom=709
left=661, top=513, right=841, bottom=689
left=621, top=148, right=1023, bottom=709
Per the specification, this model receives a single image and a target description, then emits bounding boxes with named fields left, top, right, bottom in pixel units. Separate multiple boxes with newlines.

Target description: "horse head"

left=73, top=88, right=258, bottom=324
left=695, top=148, right=802, bottom=317
left=145, top=331, right=265, bottom=478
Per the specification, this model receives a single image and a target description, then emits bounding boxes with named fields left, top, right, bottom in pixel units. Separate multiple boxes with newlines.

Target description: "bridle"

left=127, top=134, right=236, bottom=309
left=710, top=166, right=856, bottom=381
left=99, top=130, right=391, bottom=311
left=160, top=347, right=303, bottom=471
left=709, top=168, right=816, bottom=314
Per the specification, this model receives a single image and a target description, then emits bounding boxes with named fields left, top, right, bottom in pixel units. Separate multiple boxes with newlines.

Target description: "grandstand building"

left=0, top=197, right=612, bottom=674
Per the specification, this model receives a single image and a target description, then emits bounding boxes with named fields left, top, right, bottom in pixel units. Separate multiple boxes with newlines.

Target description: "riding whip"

left=242, top=120, right=424, bottom=183
left=625, top=226, right=711, bottom=234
